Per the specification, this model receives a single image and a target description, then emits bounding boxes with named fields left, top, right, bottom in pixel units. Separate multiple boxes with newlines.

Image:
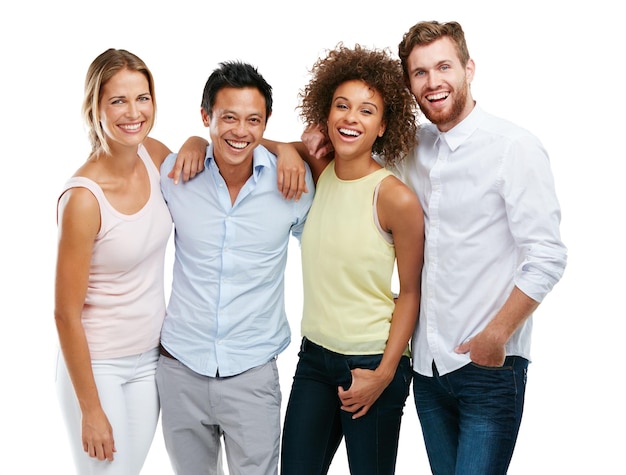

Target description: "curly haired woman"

left=280, top=44, right=425, bottom=475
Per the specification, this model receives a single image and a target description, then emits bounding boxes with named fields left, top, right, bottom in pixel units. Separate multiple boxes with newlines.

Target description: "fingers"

left=84, top=438, right=116, bottom=462
left=168, top=160, right=192, bottom=185
left=167, top=162, right=182, bottom=184
left=338, top=389, right=357, bottom=407
left=278, top=168, right=308, bottom=201
left=94, top=442, right=106, bottom=461
left=302, top=123, right=332, bottom=158
left=277, top=171, right=288, bottom=198
left=105, top=442, right=116, bottom=462
left=337, top=385, right=363, bottom=416
left=180, top=160, right=197, bottom=184
left=350, top=405, right=370, bottom=419
left=455, top=335, right=505, bottom=366
left=168, top=154, right=205, bottom=184
left=339, top=399, right=371, bottom=419
left=337, top=385, right=349, bottom=405
left=189, top=156, right=206, bottom=180
left=314, top=144, right=334, bottom=160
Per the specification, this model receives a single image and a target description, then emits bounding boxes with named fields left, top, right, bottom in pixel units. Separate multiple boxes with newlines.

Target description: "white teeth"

left=427, top=92, right=448, bottom=101
left=120, top=123, right=141, bottom=131
left=339, top=128, right=360, bottom=137
left=226, top=140, right=248, bottom=149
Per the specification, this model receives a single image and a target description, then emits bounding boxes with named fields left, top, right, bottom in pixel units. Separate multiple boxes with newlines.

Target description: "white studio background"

left=0, top=1, right=621, bottom=473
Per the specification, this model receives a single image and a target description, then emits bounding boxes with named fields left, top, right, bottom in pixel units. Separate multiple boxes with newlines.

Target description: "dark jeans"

left=413, top=356, right=529, bottom=475
left=280, top=338, right=411, bottom=475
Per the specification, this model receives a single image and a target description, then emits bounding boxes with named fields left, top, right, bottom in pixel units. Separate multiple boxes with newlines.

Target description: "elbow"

left=54, top=307, right=80, bottom=333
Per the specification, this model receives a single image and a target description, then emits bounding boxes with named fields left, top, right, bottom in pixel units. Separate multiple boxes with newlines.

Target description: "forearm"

left=262, top=139, right=310, bottom=163
left=377, top=293, right=419, bottom=381
left=484, top=286, right=540, bottom=346
left=180, top=135, right=209, bottom=150
left=55, top=317, right=102, bottom=413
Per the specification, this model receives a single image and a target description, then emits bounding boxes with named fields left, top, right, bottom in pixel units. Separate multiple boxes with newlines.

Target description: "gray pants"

left=156, top=356, right=281, bottom=475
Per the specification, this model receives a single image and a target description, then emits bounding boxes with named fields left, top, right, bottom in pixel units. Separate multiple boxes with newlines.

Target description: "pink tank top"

left=60, top=145, right=172, bottom=359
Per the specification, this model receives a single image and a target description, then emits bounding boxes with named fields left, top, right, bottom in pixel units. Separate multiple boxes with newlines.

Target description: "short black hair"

left=201, top=61, right=273, bottom=118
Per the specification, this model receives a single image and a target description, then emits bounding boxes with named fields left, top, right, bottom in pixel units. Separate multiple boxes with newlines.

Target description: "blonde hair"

left=82, top=48, right=156, bottom=156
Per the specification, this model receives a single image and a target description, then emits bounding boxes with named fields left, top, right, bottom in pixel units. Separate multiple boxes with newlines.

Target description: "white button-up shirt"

left=398, top=105, right=567, bottom=376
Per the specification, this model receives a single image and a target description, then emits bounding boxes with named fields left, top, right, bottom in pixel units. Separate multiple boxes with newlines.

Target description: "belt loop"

left=301, top=337, right=308, bottom=352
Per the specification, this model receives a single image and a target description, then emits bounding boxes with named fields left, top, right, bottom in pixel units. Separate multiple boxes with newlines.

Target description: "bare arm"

left=168, top=136, right=209, bottom=184
left=339, top=177, right=424, bottom=418
left=263, top=122, right=334, bottom=194
left=455, top=287, right=539, bottom=366
left=55, top=189, right=116, bottom=461
left=262, top=137, right=330, bottom=199
left=261, top=139, right=308, bottom=200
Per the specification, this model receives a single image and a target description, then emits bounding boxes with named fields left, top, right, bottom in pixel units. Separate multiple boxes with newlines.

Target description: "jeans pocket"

left=469, top=361, right=511, bottom=371
left=397, top=356, right=412, bottom=386
left=346, top=354, right=383, bottom=372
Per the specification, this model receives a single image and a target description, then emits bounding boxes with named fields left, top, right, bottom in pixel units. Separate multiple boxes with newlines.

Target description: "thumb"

left=166, top=168, right=179, bottom=184
left=338, top=385, right=349, bottom=403
left=455, top=340, right=470, bottom=354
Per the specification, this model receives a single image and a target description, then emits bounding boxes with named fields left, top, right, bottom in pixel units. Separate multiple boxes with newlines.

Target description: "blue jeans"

left=281, top=338, right=411, bottom=475
left=413, top=357, right=529, bottom=475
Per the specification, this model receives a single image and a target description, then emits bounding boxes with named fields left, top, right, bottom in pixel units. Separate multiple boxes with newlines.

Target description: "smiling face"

left=98, top=68, right=154, bottom=149
left=327, top=79, right=386, bottom=162
left=202, top=86, right=267, bottom=170
left=406, top=36, right=475, bottom=132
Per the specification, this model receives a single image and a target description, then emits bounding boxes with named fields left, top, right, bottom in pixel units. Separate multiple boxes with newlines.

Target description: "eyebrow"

left=412, top=59, right=454, bottom=72
left=106, top=92, right=151, bottom=101
left=220, top=109, right=265, bottom=119
left=333, top=95, right=380, bottom=111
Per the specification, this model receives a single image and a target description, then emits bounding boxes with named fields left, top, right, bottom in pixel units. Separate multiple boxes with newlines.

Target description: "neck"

left=214, top=155, right=254, bottom=205
left=215, top=156, right=253, bottom=187
left=93, top=142, right=142, bottom=176
left=437, top=99, right=476, bottom=133
left=333, top=154, right=381, bottom=180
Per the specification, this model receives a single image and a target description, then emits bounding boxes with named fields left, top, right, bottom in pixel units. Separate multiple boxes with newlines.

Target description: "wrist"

left=483, top=322, right=511, bottom=347
left=374, top=365, right=395, bottom=385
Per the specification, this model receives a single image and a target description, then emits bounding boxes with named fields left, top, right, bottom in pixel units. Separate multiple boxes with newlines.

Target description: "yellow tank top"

left=301, top=162, right=401, bottom=355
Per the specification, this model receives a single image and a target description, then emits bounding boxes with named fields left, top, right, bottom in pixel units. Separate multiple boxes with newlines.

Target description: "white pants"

left=55, top=348, right=160, bottom=475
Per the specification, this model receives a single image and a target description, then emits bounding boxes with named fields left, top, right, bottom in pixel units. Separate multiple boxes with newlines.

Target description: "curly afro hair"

left=299, top=43, right=418, bottom=166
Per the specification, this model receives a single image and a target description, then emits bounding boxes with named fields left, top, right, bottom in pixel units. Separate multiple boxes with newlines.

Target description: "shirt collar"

left=437, top=102, right=485, bottom=152
left=204, top=143, right=271, bottom=181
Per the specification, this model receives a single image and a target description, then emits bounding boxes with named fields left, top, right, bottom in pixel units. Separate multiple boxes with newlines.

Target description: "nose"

left=427, top=71, right=441, bottom=89
left=345, top=107, right=358, bottom=123
left=233, top=121, right=247, bottom=136
left=126, top=101, right=140, bottom=119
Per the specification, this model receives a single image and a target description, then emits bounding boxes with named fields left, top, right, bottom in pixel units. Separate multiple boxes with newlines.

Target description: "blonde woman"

left=54, top=48, right=203, bottom=474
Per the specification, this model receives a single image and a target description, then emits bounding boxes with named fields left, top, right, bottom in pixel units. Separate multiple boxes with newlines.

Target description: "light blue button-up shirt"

left=160, top=144, right=314, bottom=377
